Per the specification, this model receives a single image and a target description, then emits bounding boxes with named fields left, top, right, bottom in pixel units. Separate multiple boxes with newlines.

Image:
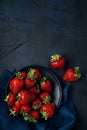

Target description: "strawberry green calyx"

left=50, top=54, right=61, bottom=62
left=74, top=66, right=81, bottom=78
left=35, top=84, right=40, bottom=89
left=32, top=104, right=42, bottom=110
left=22, top=111, right=37, bottom=123
left=15, top=72, right=22, bottom=79
left=40, top=110, right=48, bottom=120
left=4, top=94, right=10, bottom=102
left=27, top=68, right=35, bottom=80
left=16, top=93, right=21, bottom=101
left=43, top=96, right=51, bottom=104
left=10, top=109, right=16, bottom=116
left=40, top=77, right=46, bottom=86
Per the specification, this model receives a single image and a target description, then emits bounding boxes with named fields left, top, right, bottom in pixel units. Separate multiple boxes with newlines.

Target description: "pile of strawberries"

left=4, top=53, right=81, bottom=123
left=5, top=68, right=55, bottom=122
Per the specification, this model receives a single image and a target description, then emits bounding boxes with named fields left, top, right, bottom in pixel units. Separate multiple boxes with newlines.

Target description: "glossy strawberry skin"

left=29, top=110, right=39, bottom=120
left=34, top=69, right=41, bottom=80
left=40, top=80, right=52, bottom=93
left=40, top=103, right=55, bottom=118
left=6, top=93, right=16, bottom=106
left=9, top=77, right=24, bottom=94
left=50, top=57, right=65, bottom=70
left=21, top=105, right=31, bottom=114
left=18, top=90, right=36, bottom=105
left=14, top=101, right=21, bottom=110
left=63, top=68, right=78, bottom=82
left=25, top=78, right=36, bottom=89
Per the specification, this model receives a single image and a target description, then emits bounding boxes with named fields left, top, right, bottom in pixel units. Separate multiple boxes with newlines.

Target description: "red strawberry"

left=25, top=78, right=36, bottom=89
left=40, top=103, right=55, bottom=120
left=10, top=105, right=20, bottom=115
left=17, top=90, right=36, bottom=105
left=14, top=101, right=21, bottom=110
left=34, top=68, right=41, bottom=80
left=30, top=84, right=40, bottom=96
left=32, top=98, right=42, bottom=110
left=9, top=77, right=24, bottom=94
left=21, top=105, right=31, bottom=114
left=4, top=92, right=16, bottom=106
left=40, top=92, right=51, bottom=104
left=29, top=110, right=40, bottom=120
left=50, top=54, right=65, bottom=70
left=16, top=71, right=27, bottom=79
left=63, top=66, right=81, bottom=82
left=40, top=77, right=52, bottom=93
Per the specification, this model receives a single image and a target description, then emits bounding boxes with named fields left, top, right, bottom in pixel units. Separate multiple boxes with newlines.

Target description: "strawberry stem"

left=74, top=66, right=81, bottom=78
left=50, top=54, right=61, bottom=62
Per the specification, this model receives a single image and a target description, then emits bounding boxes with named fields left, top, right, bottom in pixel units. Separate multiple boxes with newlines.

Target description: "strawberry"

left=30, top=84, right=40, bottom=96
left=63, top=66, right=81, bottom=82
left=10, top=105, right=20, bottom=116
left=17, top=90, right=36, bottom=105
left=40, top=92, right=51, bottom=104
left=50, top=54, right=65, bottom=70
left=9, top=77, right=24, bottom=94
left=40, top=77, right=52, bottom=93
left=40, top=103, right=55, bottom=120
left=4, top=92, right=16, bottom=106
left=16, top=71, right=27, bottom=79
left=22, top=110, right=39, bottom=122
left=21, top=105, right=31, bottom=114
left=29, top=110, right=40, bottom=120
left=25, top=78, right=36, bottom=89
left=14, top=101, right=21, bottom=110
left=32, top=98, right=42, bottom=110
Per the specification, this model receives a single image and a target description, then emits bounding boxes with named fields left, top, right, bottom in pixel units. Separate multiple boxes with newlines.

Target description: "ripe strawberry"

left=9, top=77, right=24, bottom=94
left=10, top=105, right=20, bottom=116
left=63, top=66, right=81, bottom=82
left=29, top=110, right=40, bottom=120
left=16, top=71, right=27, bottom=79
left=21, top=105, right=31, bottom=114
left=14, top=101, right=21, bottom=110
left=17, top=90, right=36, bottom=105
left=25, top=78, right=36, bottom=89
left=32, top=98, right=42, bottom=110
left=40, top=92, right=51, bottom=104
left=50, top=54, right=65, bottom=70
left=40, top=77, right=52, bottom=93
left=4, top=92, right=16, bottom=106
left=30, top=84, right=40, bottom=96
left=40, top=103, right=55, bottom=120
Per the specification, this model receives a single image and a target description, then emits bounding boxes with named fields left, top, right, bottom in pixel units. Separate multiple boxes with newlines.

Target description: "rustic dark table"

left=0, top=0, right=87, bottom=130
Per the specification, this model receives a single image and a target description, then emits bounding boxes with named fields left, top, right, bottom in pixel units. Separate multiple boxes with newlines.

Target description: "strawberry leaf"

left=27, top=68, right=35, bottom=80
left=43, top=96, right=51, bottom=104
left=32, top=104, right=42, bottom=110
left=74, top=66, right=81, bottom=78
left=40, top=110, right=48, bottom=120
left=50, top=54, right=61, bottom=62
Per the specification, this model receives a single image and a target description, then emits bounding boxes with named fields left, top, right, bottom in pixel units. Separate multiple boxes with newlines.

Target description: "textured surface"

left=0, top=0, right=87, bottom=130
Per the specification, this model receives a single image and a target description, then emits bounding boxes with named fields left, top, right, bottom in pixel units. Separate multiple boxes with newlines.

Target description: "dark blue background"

left=0, top=0, right=87, bottom=130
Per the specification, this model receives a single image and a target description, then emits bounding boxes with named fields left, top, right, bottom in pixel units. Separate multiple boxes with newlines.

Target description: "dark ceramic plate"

left=6, top=65, right=62, bottom=121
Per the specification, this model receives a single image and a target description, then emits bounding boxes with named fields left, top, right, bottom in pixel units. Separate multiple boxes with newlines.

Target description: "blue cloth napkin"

left=0, top=70, right=76, bottom=130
